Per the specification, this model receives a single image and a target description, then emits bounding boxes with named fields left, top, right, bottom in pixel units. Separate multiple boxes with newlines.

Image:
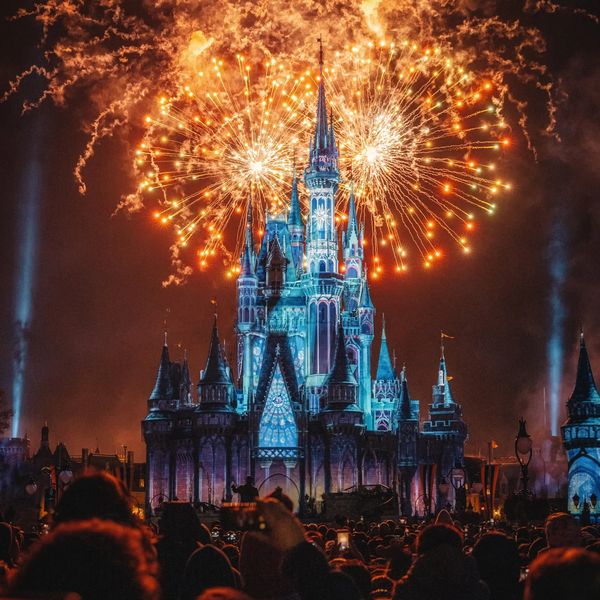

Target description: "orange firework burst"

left=136, top=55, right=314, bottom=269
left=138, top=39, right=511, bottom=276
left=326, top=40, right=511, bottom=272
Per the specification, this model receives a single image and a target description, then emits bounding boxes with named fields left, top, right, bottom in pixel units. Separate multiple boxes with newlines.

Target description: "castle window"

left=259, top=365, right=298, bottom=449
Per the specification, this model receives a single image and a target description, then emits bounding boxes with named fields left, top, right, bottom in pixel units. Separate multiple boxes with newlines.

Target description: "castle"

left=143, top=47, right=467, bottom=516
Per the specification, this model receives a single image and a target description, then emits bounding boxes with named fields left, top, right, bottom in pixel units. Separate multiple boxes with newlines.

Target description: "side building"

left=561, top=331, right=600, bottom=521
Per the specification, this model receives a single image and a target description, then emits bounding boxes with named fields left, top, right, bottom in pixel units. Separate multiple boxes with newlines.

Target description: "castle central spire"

left=307, top=37, right=337, bottom=171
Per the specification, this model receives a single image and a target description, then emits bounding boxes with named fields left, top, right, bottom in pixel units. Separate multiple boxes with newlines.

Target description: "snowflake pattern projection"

left=258, top=366, right=298, bottom=448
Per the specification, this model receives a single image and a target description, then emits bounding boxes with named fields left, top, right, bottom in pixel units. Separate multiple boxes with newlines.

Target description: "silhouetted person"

left=54, top=471, right=139, bottom=528
left=7, top=519, right=159, bottom=600
left=393, top=524, right=489, bottom=600
left=231, top=476, right=259, bottom=502
left=525, top=547, right=600, bottom=600
left=180, top=545, right=237, bottom=600
left=197, top=589, right=253, bottom=600
left=472, top=532, right=521, bottom=600
left=157, top=501, right=211, bottom=600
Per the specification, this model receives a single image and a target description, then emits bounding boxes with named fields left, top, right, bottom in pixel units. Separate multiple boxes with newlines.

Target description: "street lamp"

left=515, top=418, right=533, bottom=495
left=58, top=467, right=74, bottom=486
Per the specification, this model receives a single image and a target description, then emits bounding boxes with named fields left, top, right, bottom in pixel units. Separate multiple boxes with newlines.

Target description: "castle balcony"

left=253, top=447, right=304, bottom=461
left=300, top=272, right=344, bottom=297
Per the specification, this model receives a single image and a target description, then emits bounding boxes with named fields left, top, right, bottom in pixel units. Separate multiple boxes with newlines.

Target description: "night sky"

left=1, top=1, right=599, bottom=459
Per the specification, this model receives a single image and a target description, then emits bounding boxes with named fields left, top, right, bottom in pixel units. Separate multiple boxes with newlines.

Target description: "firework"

left=140, top=40, right=511, bottom=275
left=326, top=40, right=512, bottom=272
left=137, top=55, right=314, bottom=269
left=5, top=0, right=591, bottom=282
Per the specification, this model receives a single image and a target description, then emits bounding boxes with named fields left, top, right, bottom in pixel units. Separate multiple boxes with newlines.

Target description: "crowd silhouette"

left=0, top=472, right=598, bottom=599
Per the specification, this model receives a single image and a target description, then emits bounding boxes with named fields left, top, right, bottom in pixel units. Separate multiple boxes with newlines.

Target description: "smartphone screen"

left=337, top=528, right=350, bottom=550
left=220, top=502, right=266, bottom=531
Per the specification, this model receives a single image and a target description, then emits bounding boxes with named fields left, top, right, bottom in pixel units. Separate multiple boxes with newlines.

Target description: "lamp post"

left=515, top=418, right=533, bottom=495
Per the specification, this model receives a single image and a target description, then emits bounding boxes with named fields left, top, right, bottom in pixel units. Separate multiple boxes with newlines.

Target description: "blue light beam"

left=11, top=136, right=43, bottom=438
left=546, top=215, right=568, bottom=437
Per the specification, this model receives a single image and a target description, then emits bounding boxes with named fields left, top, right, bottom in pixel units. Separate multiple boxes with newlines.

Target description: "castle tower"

left=304, top=39, right=339, bottom=276
left=266, top=234, right=287, bottom=299
left=148, top=335, right=175, bottom=411
left=302, top=39, right=344, bottom=407
left=561, top=330, right=600, bottom=518
left=287, top=167, right=305, bottom=274
left=422, top=339, right=467, bottom=510
left=357, top=275, right=375, bottom=426
left=372, top=315, right=400, bottom=431
left=396, top=366, right=420, bottom=515
left=180, top=351, right=192, bottom=405
left=320, top=322, right=363, bottom=494
left=342, top=183, right=363, bottom=312
left=198, top=317, right=235, bottom=410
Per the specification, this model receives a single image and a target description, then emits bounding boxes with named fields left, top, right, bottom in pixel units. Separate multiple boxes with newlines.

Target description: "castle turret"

left=304, top=38, right=339, bottom=275
left=180, top=351, right=192, bottom=405
left=561, top=330, right=600, bottom=517
left=266, top=234, right=287, bottom=299
left=342, top=183, right=363, bottom=312
left=198, top=317, right=234, bottom=410
left=422, top=339, right=467, bottom=509
left=396, top=365, right=419, bottom=515
left=372, top=315, right=400, bottom=431
left=357, top=275, right=375, bottom=425
left=302, top=39, right=345, bottom=412
left=149, top=335, right=174, bottom=411
left=325, top=323, right=360, bottom=409
left=287, top=167, right=305, bottom=274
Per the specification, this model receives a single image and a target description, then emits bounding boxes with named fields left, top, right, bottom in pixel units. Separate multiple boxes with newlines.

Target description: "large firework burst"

left=136, top=55, right=314, bottom=268
left=327, top=40, right=511, bottom=273
left=139, top=39, right=511, bottom=275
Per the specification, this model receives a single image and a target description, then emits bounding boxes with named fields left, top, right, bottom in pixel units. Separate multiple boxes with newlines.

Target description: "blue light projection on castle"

left=561, top=331, right=600, bottom=522
left=143, top=46, right=467, bottom=515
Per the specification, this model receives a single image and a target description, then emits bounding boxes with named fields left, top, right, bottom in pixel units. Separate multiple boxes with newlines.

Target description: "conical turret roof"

left=200, top=317, right=230, bottom=385
left=359, top=275, right=374, bottom=309
left=346, top=182, right=358, bottom=239
left=570, top=331, right=600, bottom=404
left=150, top=338, right=174, bottom=401
left=328, top=322, right=357, bottom=385
left=398, top=365, right=414, bottom=420
left=288, top=167, right=303, bottom=227
left=376, top=315, right=395, bottom=380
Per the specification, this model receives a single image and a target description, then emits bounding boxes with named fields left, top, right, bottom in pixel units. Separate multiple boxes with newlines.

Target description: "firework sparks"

left=4, top=0, right=595, bottom=282
left=137, top=55, right=314, bottom=269
left=140, top=40, right=511, bottom=275
left=327, top=40, right=511, bottom=271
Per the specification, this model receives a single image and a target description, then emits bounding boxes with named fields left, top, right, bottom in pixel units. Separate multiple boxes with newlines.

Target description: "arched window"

left=318, top=302, right=328, bottom=373
left=329, top=303, right=337, bottom=368
left=347, top=267, right=358, bottom=279
left=259, top=365, right=298, bottom=448
left=310, top=302, right=317, bottom=372
left=319, top=260, right=327, bottom=273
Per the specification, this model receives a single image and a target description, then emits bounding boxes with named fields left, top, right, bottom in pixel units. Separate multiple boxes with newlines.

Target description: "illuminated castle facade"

left=562, top=332, right=600, bottom=521
left=143, top=51, right=467, bottom=515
